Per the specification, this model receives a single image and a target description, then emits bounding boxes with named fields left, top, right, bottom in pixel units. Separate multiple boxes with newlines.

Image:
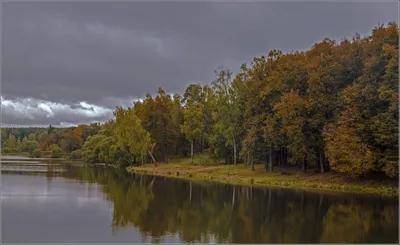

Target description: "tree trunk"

left=265, top=150, right=268, bottom=172
left=251, top=157, right=255, bottom=171
left=284, top=148, right=288, bottom=166
left=269, top=145, right=273, bottom=172
left=325, top=157, right=330, bottom=172
left=302, top=159, right=307, bottom=172
left=233, top=137, right=237, bottom=165
left=164, top=153, right=168, bottom=163
left=201, top=137, right=204, bottom=153
left=148, top=150, right=157, bottom=166
left=276, top=149, right=280, bottom=166
left=190, top=140, right=194, bottom=164
left=319, top=149, right=325, bottom=173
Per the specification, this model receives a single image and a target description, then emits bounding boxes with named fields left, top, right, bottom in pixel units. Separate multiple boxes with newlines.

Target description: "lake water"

left=1, top=157, right=399, bottom=243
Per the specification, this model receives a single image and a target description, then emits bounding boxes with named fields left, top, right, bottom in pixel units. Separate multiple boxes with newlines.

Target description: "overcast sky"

left=1, top=1, right=398, bottom=127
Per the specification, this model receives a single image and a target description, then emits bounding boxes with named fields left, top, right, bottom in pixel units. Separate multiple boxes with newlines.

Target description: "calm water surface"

left=1, top=158, right=399, bottom=243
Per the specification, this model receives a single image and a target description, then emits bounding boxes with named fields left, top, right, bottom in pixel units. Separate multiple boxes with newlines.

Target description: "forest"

left=1, top=22, right=398, bottom=179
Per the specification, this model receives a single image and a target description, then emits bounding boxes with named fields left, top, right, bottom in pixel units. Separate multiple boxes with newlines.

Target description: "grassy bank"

left=1, top=151, right=31, bottom=157
left=127, top=159, right=399, bottom=196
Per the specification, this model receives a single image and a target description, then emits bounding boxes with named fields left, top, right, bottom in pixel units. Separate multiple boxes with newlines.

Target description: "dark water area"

left=1, top=160, right=399, bottom=243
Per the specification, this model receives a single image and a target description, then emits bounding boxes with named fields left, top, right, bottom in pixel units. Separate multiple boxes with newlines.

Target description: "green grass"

left=1, top=151, right=31, bottom=157
left=127, top=158, right=399, bottom=196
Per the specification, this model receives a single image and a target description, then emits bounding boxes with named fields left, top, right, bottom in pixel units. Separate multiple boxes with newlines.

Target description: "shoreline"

left=126, top=163, right=399, bottom=196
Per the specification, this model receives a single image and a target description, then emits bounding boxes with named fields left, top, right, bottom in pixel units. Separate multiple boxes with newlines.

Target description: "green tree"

left=31, top=148, right=42, bottom=158
left=50, top=144, right=63, bottom=158
left=82, top=134, right=104, bottom=163
left=181, top=84, right=206, bottom=163
left=27, top=133, right=36, bottom=141
left=152, top=88, right=177, bottom=162
left=212, top=68, right=241, bottom=165
left=19, top=139, right=38, bottom=154
left=70, top=149, right=83, bottom=160
left=114, top=107, right=157, bottom=166
left=7, top=134, right=17, bottom=149
left=60, top=134, right=81, bottom=152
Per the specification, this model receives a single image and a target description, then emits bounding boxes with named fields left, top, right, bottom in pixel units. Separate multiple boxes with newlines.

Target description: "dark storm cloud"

left=1, top=96, right=113, bottom=127
left=1, top=1, right=397, bottom=126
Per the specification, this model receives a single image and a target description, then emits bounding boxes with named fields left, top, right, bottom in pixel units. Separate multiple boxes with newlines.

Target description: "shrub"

left=31, top=149, right=42, bottom=158
left=70, top=150, right=83, bottom=160
left=49, top=144, right=63, bottom=158
left=2, top=147, right=12, bottom=153
left=19, top=140, right=39, bottom=154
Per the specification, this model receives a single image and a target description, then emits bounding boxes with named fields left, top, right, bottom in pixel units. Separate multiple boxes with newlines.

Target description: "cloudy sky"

left=1, top=1, right=398, bottom=127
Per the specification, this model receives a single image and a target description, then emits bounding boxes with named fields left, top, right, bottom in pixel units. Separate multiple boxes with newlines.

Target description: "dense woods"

left=1, top=23, right=398, bottom=178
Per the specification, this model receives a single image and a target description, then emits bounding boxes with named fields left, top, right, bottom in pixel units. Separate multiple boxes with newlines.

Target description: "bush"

left=19, top=140, right=39, bottom=154
left=31, top=149, right=42, bottom=158
left=192, top=152, right=224, bottom=166
left=49, top=144, right=63, bottom=158
left=2, top=147, right=12, bottom=153
left=2, top=147, right=20, bottom=153
left=70, top=150, right=83, bottom=160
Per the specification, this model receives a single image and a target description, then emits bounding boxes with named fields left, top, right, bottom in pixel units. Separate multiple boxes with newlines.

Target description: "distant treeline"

left=1, top=124, right=101, bottom=159
left=2, top=22, right=398, bottom=178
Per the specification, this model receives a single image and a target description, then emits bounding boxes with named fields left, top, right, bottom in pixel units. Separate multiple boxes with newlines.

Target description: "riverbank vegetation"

left=90, top=23, right=398, bottom=179
left=127, top=160, right=398, bottom=196
left=1, top=23, right=398, bottom=186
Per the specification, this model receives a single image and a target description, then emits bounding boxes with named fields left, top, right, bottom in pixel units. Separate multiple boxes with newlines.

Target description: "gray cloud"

left=1, top=96, right=113, bottom=127
left=1, top=1, right=398, bottom=126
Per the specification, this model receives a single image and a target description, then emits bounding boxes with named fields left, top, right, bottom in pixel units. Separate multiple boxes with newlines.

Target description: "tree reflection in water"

left=64, top=166, right=399, bottom=244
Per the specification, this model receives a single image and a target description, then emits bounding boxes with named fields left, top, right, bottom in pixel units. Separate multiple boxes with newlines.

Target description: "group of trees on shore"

left=1, top=124, right=101, bottom=159
left=1, top=23, right=398, bottom=178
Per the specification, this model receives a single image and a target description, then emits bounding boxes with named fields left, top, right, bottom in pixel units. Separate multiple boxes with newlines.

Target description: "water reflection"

left=2, top=165, right=399, bottom=243
left=65, top=167, right=399, bottom=243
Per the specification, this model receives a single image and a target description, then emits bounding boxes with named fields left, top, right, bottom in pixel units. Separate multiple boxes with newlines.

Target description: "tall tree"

left=212, top=68, right=241, bottom=164
left=181, top=84, right=206, bottom=163
left=114, top=107, right=157, bottom=166
left=7, top=134, right=17, bottom=149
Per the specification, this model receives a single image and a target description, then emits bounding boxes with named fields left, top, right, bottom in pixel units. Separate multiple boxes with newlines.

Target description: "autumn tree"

left=324, top=22, right=399, bottom=177
left=181, top=84, right=206, bottom=164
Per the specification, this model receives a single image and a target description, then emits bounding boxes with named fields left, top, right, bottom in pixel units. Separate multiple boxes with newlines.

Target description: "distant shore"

left=127, top=161, right=399, bottom=196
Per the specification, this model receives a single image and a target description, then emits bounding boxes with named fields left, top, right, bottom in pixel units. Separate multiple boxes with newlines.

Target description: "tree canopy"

left=1, top=23, right=398, bottom=178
